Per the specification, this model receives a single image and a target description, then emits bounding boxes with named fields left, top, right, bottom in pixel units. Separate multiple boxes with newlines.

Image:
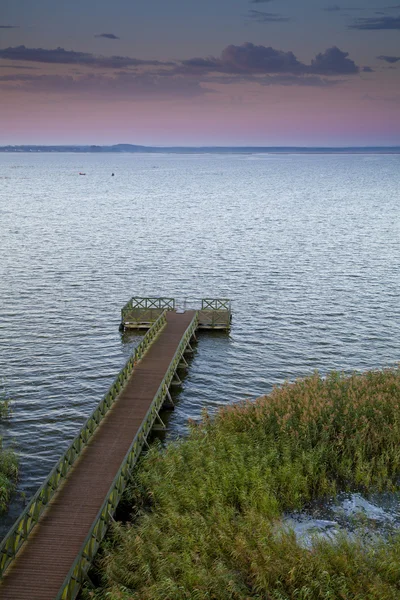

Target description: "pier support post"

left=162, top=390, right=175, bottom=410
left=152, top=412, right=166, bottom=432
left=178, top=355, right=189, bottom=370
left=171, top=372, right=182, bottom=386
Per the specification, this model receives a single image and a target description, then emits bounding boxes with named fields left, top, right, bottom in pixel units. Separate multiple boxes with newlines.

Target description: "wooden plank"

left=0, top=311, right=195, bottom=600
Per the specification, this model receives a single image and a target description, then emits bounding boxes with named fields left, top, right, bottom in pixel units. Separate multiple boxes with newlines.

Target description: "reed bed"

left=91, top=368, right=400, bottom=599
left=0, top=393, right=18, bottom=512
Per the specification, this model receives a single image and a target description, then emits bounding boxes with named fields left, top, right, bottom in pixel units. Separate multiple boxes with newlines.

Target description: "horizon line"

left=1, top=143, right=400, bottom=150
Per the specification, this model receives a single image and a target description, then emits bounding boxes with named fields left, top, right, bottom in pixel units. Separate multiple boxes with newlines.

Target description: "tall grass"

left=91, top=368, right=400, bottom=599
left=0, top=392, right=18, bottom=512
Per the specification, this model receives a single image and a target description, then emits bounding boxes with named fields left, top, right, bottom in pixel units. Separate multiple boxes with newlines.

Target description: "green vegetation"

left=0, top=393, right=18, bottom=512
left=92, top=369, right=400, bottom=599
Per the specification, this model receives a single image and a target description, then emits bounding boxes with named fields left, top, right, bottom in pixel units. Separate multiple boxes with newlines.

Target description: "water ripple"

left=1, top=153, right=400, bottom=536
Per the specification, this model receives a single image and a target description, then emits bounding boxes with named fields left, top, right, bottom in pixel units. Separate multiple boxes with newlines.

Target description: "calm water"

left=0, top=152, right=399, bottom=537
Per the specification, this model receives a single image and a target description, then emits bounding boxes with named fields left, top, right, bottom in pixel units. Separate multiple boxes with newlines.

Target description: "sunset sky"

left=0, top=0, right=399, bottom=146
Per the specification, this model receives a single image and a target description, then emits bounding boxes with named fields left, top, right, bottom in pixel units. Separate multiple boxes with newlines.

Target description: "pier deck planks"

left=0, top=311, right=195, bottom=600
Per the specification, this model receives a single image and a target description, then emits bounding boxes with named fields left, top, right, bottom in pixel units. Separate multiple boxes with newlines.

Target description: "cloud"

left=349, top=15, right=400, bottom=29
left=220, top=43, right=301, bottom=72
left=0, top=46, right=173, bottom=68
left=362, top=92, right=400, bottom=104
left=0, top=25, right=19, bottom=28
left=362, top=66, right=374, bottom=72
left=0, top=43, right=360, bottom=79
left=259, top=74, right=342, bottom=86
left=310, top=47, right=359, bottom=74
left=0, top=68, right=344, bottom=97
left=250, top=0, right=276, bottom=3
left=324, top=3, right=400, bottom=11
left=0, top=43, right=362, bottom=96
left=204, top=73, right=342, bottom=87
left=180, top=44, right=359, bottom=77
left=377, top=54, right=400, bottom=62
left=0, top=64, right=38, bottom=69
left=94, top=33, right=120, bottom=40
left=247, top=10, right=291, bottom=22
left=0, top=71, right=209, bottom=98
left=0, top=74, right=39, bottom=81
left=323, top=5, right=364, bottom=11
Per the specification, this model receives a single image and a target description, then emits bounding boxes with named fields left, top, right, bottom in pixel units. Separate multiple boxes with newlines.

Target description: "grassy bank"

left=91, top=368, right=400, bottom=599
left=0, top=394, right=18, bottom=512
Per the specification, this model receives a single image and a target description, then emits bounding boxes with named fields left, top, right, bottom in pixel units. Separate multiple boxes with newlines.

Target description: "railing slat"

left=56, top=312, right=199, bottom=600
left=0, top=310, right=168, bottom=579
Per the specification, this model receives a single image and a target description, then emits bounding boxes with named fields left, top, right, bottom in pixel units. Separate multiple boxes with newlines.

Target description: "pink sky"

left=1, top=0, right=399, bottom=146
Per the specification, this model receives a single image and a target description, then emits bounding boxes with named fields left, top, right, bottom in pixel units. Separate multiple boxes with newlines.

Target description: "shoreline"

left=1, top=145, right=400, bottom=155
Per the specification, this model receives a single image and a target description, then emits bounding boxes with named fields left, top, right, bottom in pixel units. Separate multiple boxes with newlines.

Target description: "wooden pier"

left=121, top=297, right=231, bottom=330
left=0, top=299, right=230, bottom=600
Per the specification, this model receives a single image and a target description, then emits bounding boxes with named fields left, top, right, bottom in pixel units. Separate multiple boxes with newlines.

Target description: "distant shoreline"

left=1, top=144, right=400, bottom=155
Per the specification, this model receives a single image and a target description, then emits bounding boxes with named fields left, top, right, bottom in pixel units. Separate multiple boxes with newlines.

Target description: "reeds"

left=91, top=368, right=400, bottom=599
left=0, top=393, right=18, bottom=512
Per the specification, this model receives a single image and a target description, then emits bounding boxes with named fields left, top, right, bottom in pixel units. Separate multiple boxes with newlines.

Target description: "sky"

left=0, top=0, right=399, bottom=146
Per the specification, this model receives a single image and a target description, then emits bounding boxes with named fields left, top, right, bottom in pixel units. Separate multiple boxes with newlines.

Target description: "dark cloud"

left=180, top=44, right=359, bottom=77
left=0, top=43, right=360, bottom=79
left=377, top=54, right=400, bottom=62
left=247, top=10, right=291, bottom=22
left=180, top=46, right=301, bottom=75
left=94, top=33, right=120, bottom=40
left=179, top=57, right=219, bottom=70
left=362, top=66, right=374, bottom=72
left=250, top=0, right=276, bottom=3
left=0, top=46, right=173, bottom=68
left=220, top=43, right=300, bottom=72
left=310, top=47, right=359, bottom=74
left=0, top=25, right=19, bottom=28
left=0, top=43, right=362, bottom=95
left=349, top=15, right=400, bottom=29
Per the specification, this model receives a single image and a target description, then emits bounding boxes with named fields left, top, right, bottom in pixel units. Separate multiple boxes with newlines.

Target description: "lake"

left=0, top=151, right=399, bottom=536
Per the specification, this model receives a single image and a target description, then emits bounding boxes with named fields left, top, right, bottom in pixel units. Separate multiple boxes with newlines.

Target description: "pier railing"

left=201, top=298, right=231, bottom=311
left=0, top=311, right=168, bottom=578
left=121, top=297, right=175, bottom=329
left=121, top=297, right=231, bottom=330
left=55, top=311, right=199, bottom=600
left=198, top=298, right=231, bottom=329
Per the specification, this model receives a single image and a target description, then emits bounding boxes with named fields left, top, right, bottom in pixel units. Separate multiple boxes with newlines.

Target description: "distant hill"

left=1, top=144, right=399, bottom=154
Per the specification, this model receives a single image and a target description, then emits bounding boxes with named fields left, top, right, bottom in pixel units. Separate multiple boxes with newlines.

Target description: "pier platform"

left=121, top=297, right=231, bottom=330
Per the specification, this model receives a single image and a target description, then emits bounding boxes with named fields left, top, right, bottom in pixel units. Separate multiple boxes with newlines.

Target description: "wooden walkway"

left=0, top=311, right=196, bottom=600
